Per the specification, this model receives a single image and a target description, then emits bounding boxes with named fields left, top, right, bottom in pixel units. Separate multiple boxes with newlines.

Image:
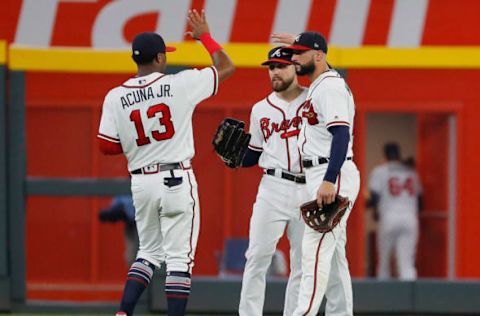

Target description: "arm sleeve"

left=369, top=168, right=383, bottom=194
left=414, top=171, right=423, bottom=195
left=98, top=138, right=123, bottom=155
left=319, top=88, right=350, bottom=129
left=418, top=196, right=424, bottom=212
left=97, top=94, right=120, bottom=144
left=241, top=148, right=262, bottom=167
left=178, top=66, right=218, bottom=106
left=323, top=125, right=350, bottom=183
left=247, top=107, right=264, bottom=152
left=414, top=171, right=423, bottom=211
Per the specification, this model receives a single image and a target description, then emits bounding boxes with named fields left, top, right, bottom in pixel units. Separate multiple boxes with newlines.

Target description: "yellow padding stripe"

left=8, top=42, right=269, bottom=72
left=9, top=46, right=135, bottom=73
left=336, top=46, right=480, bottom=69
left=0, top=41, right=6, bottom=65
left=8, top=43, right=480, bottom=72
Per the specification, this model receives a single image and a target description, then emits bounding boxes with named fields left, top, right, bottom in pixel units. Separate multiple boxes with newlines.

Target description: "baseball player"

left=97, top=9, right=234, bottom=316
left=238, top=47, right=308, bottom=316
left=368, top=143, right=423, bottom=280
left=273, top=31, right=360, bottom=315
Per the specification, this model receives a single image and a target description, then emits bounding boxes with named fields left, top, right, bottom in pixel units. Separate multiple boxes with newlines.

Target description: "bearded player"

left=238, top=47, right=308, bottom=316
left=273, top=31, right=360, bottom=315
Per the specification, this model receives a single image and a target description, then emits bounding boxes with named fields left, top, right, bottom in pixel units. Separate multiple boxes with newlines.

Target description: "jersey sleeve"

left=414, top=171, right=423, bottom=195
left=178, top=66, right=219, bottom=106
left=97, top=94, right=120, bottom=144
left=316, top=87, right=350, bottom=129
left=369, top=168, right=383, bottom=194
left=248, top=107, right=264, bottom=152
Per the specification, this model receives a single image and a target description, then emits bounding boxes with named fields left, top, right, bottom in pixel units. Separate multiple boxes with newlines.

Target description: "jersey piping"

left=98, top=133, right=120, bottom=143
left=209, top=67, right=218, bottom=96
left=266, top=96, right=291, bottom=172
left=121, top=74, right=167, bottom=89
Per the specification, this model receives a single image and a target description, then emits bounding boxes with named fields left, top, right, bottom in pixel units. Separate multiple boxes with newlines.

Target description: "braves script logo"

left=301, top=100, right=319, bottom=125
left=260, top=117, right=302, bottom=141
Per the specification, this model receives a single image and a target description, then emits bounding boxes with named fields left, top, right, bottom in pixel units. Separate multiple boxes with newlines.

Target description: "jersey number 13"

left=129, top=104, right=175, bottom=146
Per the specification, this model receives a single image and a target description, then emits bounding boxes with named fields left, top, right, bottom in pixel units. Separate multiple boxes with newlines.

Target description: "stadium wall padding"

left=12, top=68, right=478, bottom=303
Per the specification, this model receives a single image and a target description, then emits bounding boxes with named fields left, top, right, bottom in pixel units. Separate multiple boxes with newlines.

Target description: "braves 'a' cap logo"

left=294, top=34, right=301, bottom=43
left=271, top=48, right=282, bottom=58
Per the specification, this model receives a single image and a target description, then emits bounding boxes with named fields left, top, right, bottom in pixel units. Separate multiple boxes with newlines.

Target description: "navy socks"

left=165, top=271, right=191, bottom=316
left=119, top=258, right=155, bottom=316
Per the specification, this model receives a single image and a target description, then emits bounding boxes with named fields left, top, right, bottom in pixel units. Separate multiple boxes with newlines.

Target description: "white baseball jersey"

left=98, top=67, right=218, bottom=171
left=294, top=69, right=360, bottom=316
left=369, top=161, right=422, bottom=280
left=240, top=89, right=309, bottom=316
left=369, top=161, right=422, bottom=218
left=298, top=69, right=355, bottom=159
left=248, top=89, right=308, bottom=172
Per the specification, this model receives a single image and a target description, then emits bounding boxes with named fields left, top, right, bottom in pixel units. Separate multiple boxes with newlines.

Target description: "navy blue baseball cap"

left=285, top=31, right=328, bottom=53
left=131, top=32, right=176, bottom=64
left=384, top=142, right=400, bottom=160
left=261, top=46, right=294, bottom=65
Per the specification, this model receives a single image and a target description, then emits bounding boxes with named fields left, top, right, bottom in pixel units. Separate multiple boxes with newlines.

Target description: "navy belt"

left=302, top=157, right=352, bottom=168
left=265, top=169, right=306, bottom=184
left=131, top=163, right=185, bottom=175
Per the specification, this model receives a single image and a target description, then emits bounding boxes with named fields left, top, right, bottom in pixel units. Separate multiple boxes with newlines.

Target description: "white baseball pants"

left=131, top=168, right=200, bottom=274
left=377, top=214, right=418, bottom=280
left=294, top=161, right=360, bottom=316
left=239, top=174, right=309, bottom=316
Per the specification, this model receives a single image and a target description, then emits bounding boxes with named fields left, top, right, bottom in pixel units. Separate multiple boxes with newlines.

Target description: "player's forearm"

left=199, top=33, right=235, bottom=83
left=418, top=195, right=424, bottom=211
left=324, top=125, right=350, bottom=183
left=367, top=191, right=380, bottom=208
left=211, top=50, right=235, bottom=83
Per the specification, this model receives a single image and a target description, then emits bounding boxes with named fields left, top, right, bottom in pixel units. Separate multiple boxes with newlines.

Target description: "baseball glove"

left=212, top=118, right=251, bottom=168
left=300, top=195, right=350, bottom=233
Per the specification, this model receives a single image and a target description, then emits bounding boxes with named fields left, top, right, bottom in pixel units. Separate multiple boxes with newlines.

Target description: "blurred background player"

left=368, top=142, right=423, bottom=280
left=97, top=9, right=234, bottom=316
left=237, top=46, right=308, bottom=316
left=99, top=195, right=138, bottom=266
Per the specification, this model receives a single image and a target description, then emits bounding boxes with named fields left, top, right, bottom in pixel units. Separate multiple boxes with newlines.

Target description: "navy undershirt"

left=241, top=125, right=350, bottom=179
left=324, top=125, right=350, bottom=183
left=241, top=148, right=262, bottom=167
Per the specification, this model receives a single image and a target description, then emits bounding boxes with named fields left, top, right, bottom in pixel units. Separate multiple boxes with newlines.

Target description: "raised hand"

left=271, top=33, right=296, bottom=45
left=186, top=9, right=210, bottom=40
